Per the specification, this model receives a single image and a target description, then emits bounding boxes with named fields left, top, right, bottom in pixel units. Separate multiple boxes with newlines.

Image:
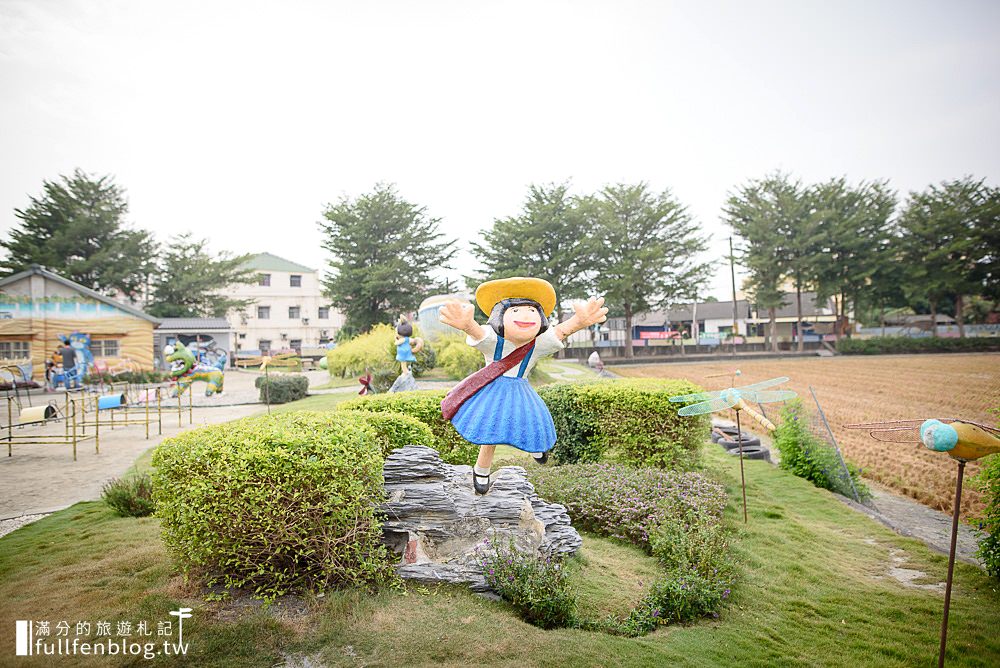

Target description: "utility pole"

left=729, top=236, right=738, bottom=359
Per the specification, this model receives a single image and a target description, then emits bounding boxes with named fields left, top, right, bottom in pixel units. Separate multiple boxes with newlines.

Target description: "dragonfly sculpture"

left=670, top=373, right=797, bottom=522
left=844, top=417, right=1000, bottom=668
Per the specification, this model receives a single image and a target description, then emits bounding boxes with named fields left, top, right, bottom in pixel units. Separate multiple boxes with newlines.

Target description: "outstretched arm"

left=553, top=297, right=608, bottom=341
left=439, top=302, right=485, bottom=341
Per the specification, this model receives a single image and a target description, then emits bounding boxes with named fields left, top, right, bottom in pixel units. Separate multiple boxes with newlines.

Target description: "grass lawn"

left=3, top=440, right=999, bottom=665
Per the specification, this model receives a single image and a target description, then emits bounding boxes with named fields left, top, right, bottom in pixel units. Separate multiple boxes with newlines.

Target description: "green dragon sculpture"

left=165, top=341, right=226, bottom=397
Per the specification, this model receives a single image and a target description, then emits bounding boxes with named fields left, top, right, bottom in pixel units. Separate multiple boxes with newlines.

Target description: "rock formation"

left=381, top=444, right=581, bottom=592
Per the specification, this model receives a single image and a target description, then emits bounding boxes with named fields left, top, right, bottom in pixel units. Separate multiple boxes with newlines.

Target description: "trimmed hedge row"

left=326, top=323, right=436, bottom=385
left=152, top=411, right=408, bottom=601
left=837, top=336, right=1000, bottom=355
left=338, top=391, right=478, bottom=465
left=255, top=374, right=309, bottom=404
left=539, top=379, right=710, bottom=470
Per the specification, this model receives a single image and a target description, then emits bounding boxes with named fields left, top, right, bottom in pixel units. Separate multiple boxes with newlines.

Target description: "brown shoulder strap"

left=441, top=339, right=536, bottom=420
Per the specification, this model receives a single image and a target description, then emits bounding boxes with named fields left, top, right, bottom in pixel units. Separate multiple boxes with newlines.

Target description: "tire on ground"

left=726, top=445, right=770, bottom=461
left=718, top=436, right=762, bottom=449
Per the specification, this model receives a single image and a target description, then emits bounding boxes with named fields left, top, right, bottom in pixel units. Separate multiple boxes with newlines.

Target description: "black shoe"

left=533, top=451, right=548, bottom=465
left=473, top=470, right=491, bottom=495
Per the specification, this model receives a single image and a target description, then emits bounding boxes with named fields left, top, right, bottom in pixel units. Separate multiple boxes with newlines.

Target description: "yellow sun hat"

left=475, top=277, right=557, bottom=316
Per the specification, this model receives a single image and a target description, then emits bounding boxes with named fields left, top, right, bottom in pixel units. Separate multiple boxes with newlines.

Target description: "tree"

left=469, top=182, right=594, bottom=319
left=146, top=234, right=257, bottom=318
left=319, top=184, right=457, bottom=335
left=586, top=183, right=711, bottom=358
left=723, top=176, right=792, bottom=352
left=809, top=178, right=896, bottom=339
left=898, top=177, right=1000, bottom=337
left=0, top=169, right=157, bottom=298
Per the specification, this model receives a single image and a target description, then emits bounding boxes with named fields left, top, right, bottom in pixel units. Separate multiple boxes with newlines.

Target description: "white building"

left=227, top=253, right=345, bottom=356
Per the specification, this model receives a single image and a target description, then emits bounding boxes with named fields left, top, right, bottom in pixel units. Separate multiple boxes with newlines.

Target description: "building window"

left=290, top=275, right=302, bottom=287
left=238, top=333, right=247, bottom=339
left=318, top=306, right=330, bottom=319
left=288, top=306, right=301, bottom=319
left=289, top=339, right=302, bottom=351
left=0, top=341, right=30, bottom=359
left=259, top=273, right=271, bottom=286
left=92, top=339, right=120, bottom=358
left=259, top=340, right=271, bottom=354
left=257, top=306, right=270, bottom=319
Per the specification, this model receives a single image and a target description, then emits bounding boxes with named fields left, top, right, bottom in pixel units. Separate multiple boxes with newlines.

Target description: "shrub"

left=528, top=463, right=728, bottom=548
left=339, top=390, right=478, bottom=465
left=326, top=323, right=434, bottom=381
left=152, top=411, right=396, bottom=601
left=974, top=406, right=1000, bottom=578
left=527, top=462, right=736, bottom=634
left=477, top=536, right=577, bottom=629
left=837, top=336, right=1000, bottom=355
left=337, top=409, right=435, bottom=456
left=85, top=370, right=170, bottom=385
left=538, top=379, right=710, bottom=470
left=255, top=373, right=309, bottom=404
left=102, top=474, right=156, bottom=517
left=773, top=400, right=870, bottom=501
left=434, top=333, right=483, bottom=380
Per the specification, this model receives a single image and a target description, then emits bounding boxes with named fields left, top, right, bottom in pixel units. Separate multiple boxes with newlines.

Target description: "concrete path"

left=0, top=402, right=262, bottom=522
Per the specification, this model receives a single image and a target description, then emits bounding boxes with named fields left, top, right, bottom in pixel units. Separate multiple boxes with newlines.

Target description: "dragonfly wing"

left=741, top=389, right=797, bottom=403
left=844, top=419, right=927, bottom=430
left=737, top=376, right=790, bottom=392
left=669, top=390, right=722, bottom=403
left=678, top=395, right=738, bottom=415
left=866, top=427, right=921, bottom=443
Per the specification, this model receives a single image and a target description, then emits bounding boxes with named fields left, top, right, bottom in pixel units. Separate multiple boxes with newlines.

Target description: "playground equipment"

left=669, top=371, right=797, bottom=522
left=844, top=417, right=1000, bottom=668
left=166, top=341, right=226, bottom=397
left=3, top=382, right=188, bottom=460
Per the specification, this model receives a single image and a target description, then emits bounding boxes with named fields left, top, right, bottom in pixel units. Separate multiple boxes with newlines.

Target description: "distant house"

left=0, top=265, right=159, bottom=379
left=227, top=253, right=345, bottom=357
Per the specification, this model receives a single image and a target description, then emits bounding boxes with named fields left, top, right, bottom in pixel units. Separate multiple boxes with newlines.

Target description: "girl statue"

left=394, top=320, right=423, bottom=375
left=439, top=277, right=608, bottom=494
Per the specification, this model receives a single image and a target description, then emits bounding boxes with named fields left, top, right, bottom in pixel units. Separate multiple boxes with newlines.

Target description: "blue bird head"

left=920, top=419, right=958, bottom=452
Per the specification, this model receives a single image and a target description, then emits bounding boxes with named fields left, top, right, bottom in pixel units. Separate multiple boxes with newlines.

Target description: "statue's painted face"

left=503, top=304, right=541, bottom=344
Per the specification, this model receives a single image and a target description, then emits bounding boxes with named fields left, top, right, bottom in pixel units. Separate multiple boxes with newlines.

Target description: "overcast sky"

left=1, top=0, right=998, bottom=300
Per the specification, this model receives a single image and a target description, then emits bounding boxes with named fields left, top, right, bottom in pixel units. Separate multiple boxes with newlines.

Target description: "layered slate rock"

left=381, top=444, right=582, bottom=592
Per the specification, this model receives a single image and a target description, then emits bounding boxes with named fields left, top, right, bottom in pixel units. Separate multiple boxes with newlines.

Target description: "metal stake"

left=938, top=460, right=966, bottom=668
left=736, top=409, right=748, bottom=523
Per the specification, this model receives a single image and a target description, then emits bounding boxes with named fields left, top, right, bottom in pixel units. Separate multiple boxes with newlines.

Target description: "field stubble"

left=612, top=353, right=1000, bottom=517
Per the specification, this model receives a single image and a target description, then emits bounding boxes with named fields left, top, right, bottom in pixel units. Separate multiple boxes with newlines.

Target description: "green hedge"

left=338, top=409, right=435, bottom=456
left=151, top=411, right=396, bottom=601
left=772, top=400, right=870, bottom=501
left=837, top=336, right=1000, bottom=355
left=339, top=390, right=478, bottom=465
left=975, top=406, right=1000, bottom=579
left=255, top=374, right=309, bottom=403
left=326, top=323, right=435, bottom=381
left=434, top=333, right=484, bottom=380
left=538, top=379, right=710, bottom=470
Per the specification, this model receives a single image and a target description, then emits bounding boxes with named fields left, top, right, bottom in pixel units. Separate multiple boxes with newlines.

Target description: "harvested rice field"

left=612, top=353, right=1000, bottom=517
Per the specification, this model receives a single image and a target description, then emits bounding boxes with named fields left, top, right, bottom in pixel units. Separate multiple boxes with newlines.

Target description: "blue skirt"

left=451, top=376, right=556, bottom=453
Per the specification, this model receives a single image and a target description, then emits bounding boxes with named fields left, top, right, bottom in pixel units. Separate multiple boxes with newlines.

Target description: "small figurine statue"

left=394, top=319, right=424, bottom=375
left=439, top=277, right=608, bottom=494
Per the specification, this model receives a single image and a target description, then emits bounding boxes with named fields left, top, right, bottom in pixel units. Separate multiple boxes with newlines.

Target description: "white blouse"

left=466, top=327, right=564, bottom=378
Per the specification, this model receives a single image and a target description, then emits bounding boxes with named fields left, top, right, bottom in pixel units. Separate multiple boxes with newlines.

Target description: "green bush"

left=526, top=462, right=736, bottom=635
left=326, top=323, right=433, bottom=381
left=837, top=336, right=1000, bottom=355
left=339, top=391, right=478, bottom=465
left=337, top=409, right=435, bottom=456
left=85, top=369, right=171, bottom=385
left=773, top=400, right=871, bottom=501
left=434, top=333, right=483, bottom=380
left=538, top=379, right=710, bottom=470
left=974, top=406, right=1000, bottom=579
left=478, top=536, right=577, bottom=629
left=255, top=373, right=309, bottom=404
left=151, top=411, right=396, bottom=601
left=101, top=474, right=156, bottom=517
